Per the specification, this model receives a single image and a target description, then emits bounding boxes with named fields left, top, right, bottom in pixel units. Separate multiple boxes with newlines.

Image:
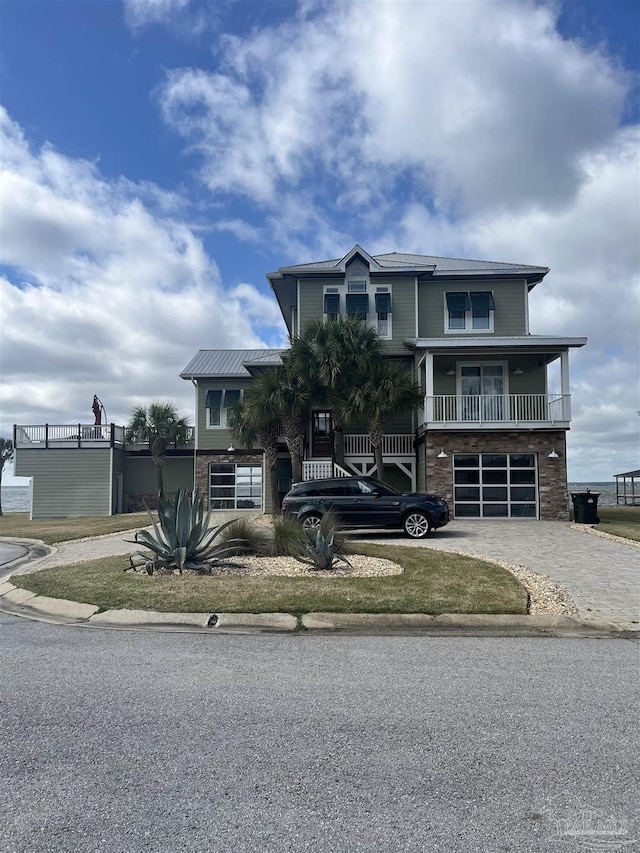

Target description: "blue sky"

left=0, top=0, right=638, bottom=482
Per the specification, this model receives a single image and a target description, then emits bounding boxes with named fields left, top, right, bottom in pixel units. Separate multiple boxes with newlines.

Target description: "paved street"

left=1, top=613, right=638, bottom=853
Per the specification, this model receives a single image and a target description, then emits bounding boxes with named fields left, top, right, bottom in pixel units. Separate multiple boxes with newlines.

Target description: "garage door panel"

left=453, top=453, right=538, bottom=519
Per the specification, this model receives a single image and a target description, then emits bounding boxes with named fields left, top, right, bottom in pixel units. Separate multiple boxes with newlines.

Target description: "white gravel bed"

left=570, top=523, right=640, bottom=547
left=134, top=553, right=403, bottom=579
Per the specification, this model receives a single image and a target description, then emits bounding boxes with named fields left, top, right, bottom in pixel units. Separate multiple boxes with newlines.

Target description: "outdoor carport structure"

left=615, top=469, right=640, bottom=506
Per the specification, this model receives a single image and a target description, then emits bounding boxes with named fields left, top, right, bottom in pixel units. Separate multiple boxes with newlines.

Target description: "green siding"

left=419, top=279, right=527, bottom=337
left=432, top=355, right=547, bottom=394
left=16, top=448, right=112, bottom=519
left=196, top=379, right=256, bottom=451
left=297, top=275, right=415, bottom=348
left=125, top=455, right=194, bottom=496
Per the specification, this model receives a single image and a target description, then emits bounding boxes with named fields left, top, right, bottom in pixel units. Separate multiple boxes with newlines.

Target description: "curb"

left=0, top=581, right=637, bottom=637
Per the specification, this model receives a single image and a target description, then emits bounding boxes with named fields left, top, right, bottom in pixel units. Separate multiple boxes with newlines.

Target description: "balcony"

left=14, top=424, right=195, bottom=449
left=421, top=394, right=571, bottom=429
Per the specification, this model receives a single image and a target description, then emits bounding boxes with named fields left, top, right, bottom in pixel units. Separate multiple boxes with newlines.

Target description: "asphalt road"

left=1, top=614, right=638, bottom=853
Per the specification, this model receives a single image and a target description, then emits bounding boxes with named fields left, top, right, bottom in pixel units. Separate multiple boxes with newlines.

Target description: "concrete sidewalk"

left=1, top=519, right=639, bottom=633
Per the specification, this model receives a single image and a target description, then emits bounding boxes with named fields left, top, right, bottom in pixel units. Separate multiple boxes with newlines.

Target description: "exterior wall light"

left=547, top=448, right=559, bottom=459
left=437, top=449, right=448, bottom=458
left=513, top=367, right=524, bottom=375
left=446, top=368, right=456, bottom=376
left=227, top=444, right=235, bottom=453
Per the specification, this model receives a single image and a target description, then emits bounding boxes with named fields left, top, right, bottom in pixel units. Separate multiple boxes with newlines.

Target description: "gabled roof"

left=180, top=349, right=285, bottom=379
left=269, top=245, right=548, bottom=281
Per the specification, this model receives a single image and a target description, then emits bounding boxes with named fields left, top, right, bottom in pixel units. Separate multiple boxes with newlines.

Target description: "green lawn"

left=0, top=512, right=150, bottom=544
left=10, top=544, right=528, bottom=616
left=588, top=506, right=640, bottom=543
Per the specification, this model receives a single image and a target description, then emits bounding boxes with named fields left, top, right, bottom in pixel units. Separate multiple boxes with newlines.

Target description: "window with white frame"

left=206, top=389, right=242, bottom=428
left=445, top=291, right=495, bottom=332
left=322, top=282, right=393, bottom=338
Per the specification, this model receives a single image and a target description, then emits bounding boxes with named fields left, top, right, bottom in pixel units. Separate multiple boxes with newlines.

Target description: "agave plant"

left=127, top=489, right=252, bottom=574
left=295, top=525, right=352, bottom=572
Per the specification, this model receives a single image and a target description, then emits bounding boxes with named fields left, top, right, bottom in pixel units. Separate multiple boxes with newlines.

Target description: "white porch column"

left=560, top=350, right=571, bottom=420
left=424, top=352, right=434, bottom=422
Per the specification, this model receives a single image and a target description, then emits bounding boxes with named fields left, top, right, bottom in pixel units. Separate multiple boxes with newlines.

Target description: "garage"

left=453, top=453, right=538, bottom=518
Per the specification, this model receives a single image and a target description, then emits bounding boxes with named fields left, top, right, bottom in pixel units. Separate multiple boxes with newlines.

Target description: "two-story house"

left=13, top=245, right=585, bottom=520
left=181, top=245, right=586, bottom=521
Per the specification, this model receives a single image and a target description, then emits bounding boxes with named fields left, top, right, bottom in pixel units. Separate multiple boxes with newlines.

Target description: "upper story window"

left=445, top=291, right=495, bottom=333
left=323, top=283, right=393, bottom=338
left=206, top=389, right=242, bottom=428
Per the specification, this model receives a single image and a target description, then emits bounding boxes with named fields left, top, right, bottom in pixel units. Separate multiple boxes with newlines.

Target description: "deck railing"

left=423, top=394, right=570, bottom=425
left=14, top=424, right=126, bottom=448
left=343, top=433, right=414, bottom=456
left=14, top=424, right=195, bottom=449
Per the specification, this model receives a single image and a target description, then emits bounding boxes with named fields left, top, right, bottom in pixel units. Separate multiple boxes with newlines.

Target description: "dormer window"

left=446, top=291, right=495, bottom=332
left=322, top=279, right=392, bottom=338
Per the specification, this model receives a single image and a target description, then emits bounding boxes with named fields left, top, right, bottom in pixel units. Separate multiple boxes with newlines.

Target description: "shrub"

left=217, top=517, right=272, bottom=556
left=127, top=489, right=252, bottom=574
left=270, top=515, right=307, bottom=556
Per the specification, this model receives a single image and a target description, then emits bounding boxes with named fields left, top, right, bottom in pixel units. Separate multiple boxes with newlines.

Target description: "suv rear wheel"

left=403, top=511, right=432, bottom=539
left=301, top=513, right=322, bottom=534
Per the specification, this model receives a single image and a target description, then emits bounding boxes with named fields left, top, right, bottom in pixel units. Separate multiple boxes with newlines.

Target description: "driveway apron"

left=357, top=521, right=640, bottom=630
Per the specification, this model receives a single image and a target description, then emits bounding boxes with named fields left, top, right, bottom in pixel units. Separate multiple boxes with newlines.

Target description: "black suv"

left=281, top=476, right=449, bottom=539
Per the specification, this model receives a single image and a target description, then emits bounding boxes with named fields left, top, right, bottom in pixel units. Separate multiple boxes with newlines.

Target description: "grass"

left=592, top=506, right=640, bottom=543
left=10, top=544, right=528, bottom=616
left=0, top=512, right=150, bottom=544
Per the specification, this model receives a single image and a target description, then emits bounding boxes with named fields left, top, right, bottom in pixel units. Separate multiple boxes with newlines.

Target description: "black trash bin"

left=571, top=491, right=600, bottom=524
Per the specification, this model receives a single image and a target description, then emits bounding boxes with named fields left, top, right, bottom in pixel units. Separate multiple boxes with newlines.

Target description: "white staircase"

left=302, top=460, right=352, bottom=480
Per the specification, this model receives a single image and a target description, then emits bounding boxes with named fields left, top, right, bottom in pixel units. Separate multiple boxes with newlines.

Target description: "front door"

left=311, top=411, right=333, bottom=458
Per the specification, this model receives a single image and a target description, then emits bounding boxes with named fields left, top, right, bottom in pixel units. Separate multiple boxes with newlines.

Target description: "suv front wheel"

left=403, top=511, right=432, bottom=539
left=300, top=513, right=323, bottom=534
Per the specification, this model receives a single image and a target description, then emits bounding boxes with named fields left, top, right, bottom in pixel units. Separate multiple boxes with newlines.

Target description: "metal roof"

left=180, top=349, right=285, bottom=378
left=272, top=246, right=547, bottom=277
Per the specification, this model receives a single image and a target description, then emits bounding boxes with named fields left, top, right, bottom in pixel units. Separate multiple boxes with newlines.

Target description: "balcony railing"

left=14, top=424, right=196, bottom=449
left=422, top=394, right=571, bottom=426
left=343, top=433, right=414, bottom=456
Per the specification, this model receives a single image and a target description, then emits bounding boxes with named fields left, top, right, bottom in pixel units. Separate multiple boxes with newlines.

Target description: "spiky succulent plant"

left=295, top=525, right=352, bottom=571
left=127, top=489, right=251, bottom=574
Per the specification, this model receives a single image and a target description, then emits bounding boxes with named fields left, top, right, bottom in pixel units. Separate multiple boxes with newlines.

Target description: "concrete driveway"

left=356, top=521, right=640, bottom=630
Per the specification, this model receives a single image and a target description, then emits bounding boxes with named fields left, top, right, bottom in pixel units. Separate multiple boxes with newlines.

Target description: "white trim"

left=206, top=389, right=244, bottom=429
left=296, top=279, right=301, bottom=335
left=444, top=291, right=495, bottom=334
left=108, top=448, right=114, bottom=516
left=523, top=279, right=530, bottom=334
left=414, top=276, right=419, bottom=338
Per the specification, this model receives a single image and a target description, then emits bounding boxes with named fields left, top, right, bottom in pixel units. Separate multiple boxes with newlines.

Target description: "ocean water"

left=0, top=482, right=625, bottom=514
left=1, top=486, right=30, bottom=513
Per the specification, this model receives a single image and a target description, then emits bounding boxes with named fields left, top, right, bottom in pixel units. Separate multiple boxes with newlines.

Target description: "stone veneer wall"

left=195, top=451, right=264, bottom=510
left=423, top=431, right=569, bottom=521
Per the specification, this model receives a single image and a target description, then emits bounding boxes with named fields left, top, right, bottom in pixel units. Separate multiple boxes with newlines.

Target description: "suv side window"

left=356, top=480, right=376, bottom=495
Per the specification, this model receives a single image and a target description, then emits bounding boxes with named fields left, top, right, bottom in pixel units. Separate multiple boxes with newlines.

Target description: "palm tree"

left=288, top=317, right=385, bottom=466
left=228, top=371, right=282, bottom=514
left=349, top=361, right=422, bottom=484
left=0, top=438, right=14, bottom=517
left=126, top=402, right=190, bottom=499
left=268, top=362, right=312, bottom=485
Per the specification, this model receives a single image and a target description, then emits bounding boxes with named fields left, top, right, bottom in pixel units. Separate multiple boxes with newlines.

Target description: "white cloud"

left=123, top=0, right=191, bottom=29
left=0, top=108, right=285, bottom=437
left=158, top=0, right=629, bottom=222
